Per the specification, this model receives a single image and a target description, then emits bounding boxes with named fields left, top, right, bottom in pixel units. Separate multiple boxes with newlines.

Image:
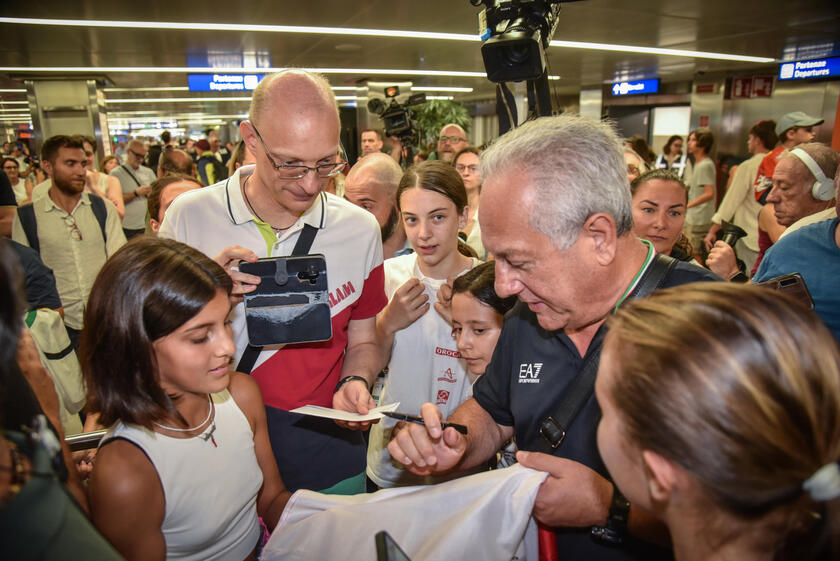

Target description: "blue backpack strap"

left=16, top=202, right=39, bottom=254
left=88, top=194, right=108, bottom=243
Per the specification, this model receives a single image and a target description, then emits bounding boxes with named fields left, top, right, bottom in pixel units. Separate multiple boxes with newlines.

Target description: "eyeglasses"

left=128, top=148, right=147, bottom=160
left=455, top=164, right=479, bottom=174
left=251, top=123, right=347, bottom=180
left=439, top=136, right=466, bottom=144
left=63, top=214, right=82, bottom=241
left=2, top=165, right=18, bottom=171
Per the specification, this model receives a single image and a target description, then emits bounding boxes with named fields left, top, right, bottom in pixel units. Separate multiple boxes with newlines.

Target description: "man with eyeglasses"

left=159, top=70, right=388, bottom=496
left=12, top=135, right=125, bottom=348
left=110, top=138, right=156, bottom=238
left=435, top=124, right=469, bottom=163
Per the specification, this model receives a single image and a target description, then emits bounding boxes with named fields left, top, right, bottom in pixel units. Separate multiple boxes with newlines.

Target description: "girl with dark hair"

left=450, top=261, right=517, bottom=468
left=367, top=161, right=480, bottom=489
left=450, top=261, right=515, bottom=378
left=83, top=237, right=290, bottom=561
left=655, top=135, right=687, bottom=177
left=596, top=283, right=840, bottom=561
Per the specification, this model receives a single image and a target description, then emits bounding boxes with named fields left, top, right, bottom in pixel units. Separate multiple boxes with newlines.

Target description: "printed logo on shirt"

left=435, top=346, right=461, bottom=358
left=437, top=368, right=457, bottom=383
left=436, top=389, right=451, bottom=405
left=328, top=281, right=356, bottom=307
left=518, top=363, right=543, bottom=384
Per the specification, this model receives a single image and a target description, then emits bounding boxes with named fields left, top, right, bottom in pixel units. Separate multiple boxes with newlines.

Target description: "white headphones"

left=790, top=148, right=836, bottom=201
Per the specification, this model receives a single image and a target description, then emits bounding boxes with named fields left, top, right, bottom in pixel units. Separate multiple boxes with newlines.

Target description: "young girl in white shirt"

left=367, top=161, right=480, bottom=489
left=82, top=237, right=290, bottom=561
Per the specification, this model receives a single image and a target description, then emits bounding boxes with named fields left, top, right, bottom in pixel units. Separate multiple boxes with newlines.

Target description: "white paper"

left=289, top=402, right=400, bottom=422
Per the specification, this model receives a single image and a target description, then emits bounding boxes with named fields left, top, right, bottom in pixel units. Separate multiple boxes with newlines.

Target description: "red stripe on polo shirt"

left=253, top=306, right=355, bottom=411
left=351, top=263, right=386, bottom=320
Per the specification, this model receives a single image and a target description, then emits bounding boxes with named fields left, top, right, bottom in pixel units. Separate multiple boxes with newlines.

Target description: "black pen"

left=381, top=411, right=468, bottom=435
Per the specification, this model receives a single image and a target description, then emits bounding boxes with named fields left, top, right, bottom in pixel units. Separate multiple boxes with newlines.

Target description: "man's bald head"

left=346, top=152, right=402, bottom=197
left=158, top=148, right=195, bottom=178
left=344, top=152, right=403, bottom=240
left=249, top=70, right=339, bottom=127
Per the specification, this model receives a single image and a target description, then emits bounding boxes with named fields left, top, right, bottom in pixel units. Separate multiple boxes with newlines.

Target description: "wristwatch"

left=591, top=484, right=630, bottom=546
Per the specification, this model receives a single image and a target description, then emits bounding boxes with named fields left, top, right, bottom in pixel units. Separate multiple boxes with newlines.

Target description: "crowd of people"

left=1, top=68, right=839, bottom=561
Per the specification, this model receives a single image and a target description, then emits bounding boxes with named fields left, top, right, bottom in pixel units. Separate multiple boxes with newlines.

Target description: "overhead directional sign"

left=778, top=57, right=840, bottom=81
left=611, top=78, right=659, bottom=96
left=188, top=74, right=265, bottom=92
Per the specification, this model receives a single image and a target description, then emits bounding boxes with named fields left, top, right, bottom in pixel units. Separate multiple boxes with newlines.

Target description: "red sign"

left=751, top=76, right=774, bottom=98
left=732, top=77, right=753, bottom=99
left=699, top=115, right=710, bottom=127
left=695, top=83, right=717, bottom=94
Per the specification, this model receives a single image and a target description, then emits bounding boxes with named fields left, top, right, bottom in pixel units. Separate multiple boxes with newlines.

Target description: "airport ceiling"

left=1, top=0, right=839, bottom=127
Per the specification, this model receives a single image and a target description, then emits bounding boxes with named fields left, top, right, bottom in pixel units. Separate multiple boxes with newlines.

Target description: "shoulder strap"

left=16, top=203, right=39, bottom=254
left=235, top=223, right=320, bottom=375
left=537, top=254, right=676, bottom=451
left=88, top=194, right=108, bottom=244
left=120, top=164, right=142, bottom=187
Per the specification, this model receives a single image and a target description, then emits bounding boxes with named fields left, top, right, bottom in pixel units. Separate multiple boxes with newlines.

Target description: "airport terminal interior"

left=3, top=2, right=840, bottom=560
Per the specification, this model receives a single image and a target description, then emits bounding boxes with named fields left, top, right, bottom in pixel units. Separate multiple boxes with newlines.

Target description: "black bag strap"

left=17, top=203, right=39, bottom=254
left=235, top=223, right=320, bottom=374
left=16, top=195, right=108, bottom=255
left=120, top=164, right=142, bottom=188
left=89, top=194, right=108, bottom=245
left=537, top=254, right=677, bottom=452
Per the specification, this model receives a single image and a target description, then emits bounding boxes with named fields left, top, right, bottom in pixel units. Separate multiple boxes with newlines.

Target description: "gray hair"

left=480, top=114, right=633, bottom=250
left=782, top=142, right=839, bottom=188
left=346, top=153, right=403, bottom=197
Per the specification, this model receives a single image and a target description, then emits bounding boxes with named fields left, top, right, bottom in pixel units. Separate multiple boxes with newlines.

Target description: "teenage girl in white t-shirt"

left=82, top=237, right=290, bottom=561
left=367, top=160, right=480, bottom=488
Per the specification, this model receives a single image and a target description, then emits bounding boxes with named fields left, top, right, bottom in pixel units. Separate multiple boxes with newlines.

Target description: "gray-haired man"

left=389, top=114, right=717, bottom=560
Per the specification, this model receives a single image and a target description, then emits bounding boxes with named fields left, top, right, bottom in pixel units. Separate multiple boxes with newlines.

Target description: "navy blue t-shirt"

left=473, top=260, right=719, bottom=560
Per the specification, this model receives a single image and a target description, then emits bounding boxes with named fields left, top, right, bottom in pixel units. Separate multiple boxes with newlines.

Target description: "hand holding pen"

left=386, top=402, right=469, bottom=476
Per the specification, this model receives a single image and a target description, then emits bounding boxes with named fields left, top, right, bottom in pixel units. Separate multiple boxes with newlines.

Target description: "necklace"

left=152, top=394, right=218, bottom=447
left=242, top=175, right=295, bottom=232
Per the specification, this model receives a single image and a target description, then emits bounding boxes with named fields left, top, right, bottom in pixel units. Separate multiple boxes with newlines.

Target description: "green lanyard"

left=613, top=239, right=655, bottom=314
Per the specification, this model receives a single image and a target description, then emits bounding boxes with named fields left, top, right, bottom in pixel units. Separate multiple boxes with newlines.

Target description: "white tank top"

left=105, top=389, right=263, bottom=561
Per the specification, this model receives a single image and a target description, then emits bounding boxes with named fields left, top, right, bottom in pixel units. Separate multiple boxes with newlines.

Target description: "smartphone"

left=239, top=255, right=332, bottom=346
left=756, top=272, right=814, bottom=309
left=375, top=531, right=412, bottom=561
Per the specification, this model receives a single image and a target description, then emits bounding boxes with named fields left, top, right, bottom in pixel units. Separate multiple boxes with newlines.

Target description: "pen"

left=381, top=411, right=468, bottom=435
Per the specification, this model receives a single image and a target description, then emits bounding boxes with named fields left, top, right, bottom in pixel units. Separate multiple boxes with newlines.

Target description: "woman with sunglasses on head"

left=596, top=283, right=840, bottom=561
left=367, top=161, right=481, bottom=489
left=83, top=237, right=290, bottom=561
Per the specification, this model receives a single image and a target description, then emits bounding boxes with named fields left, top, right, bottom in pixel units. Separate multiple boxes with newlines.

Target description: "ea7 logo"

left=518, top=363, right=543, bottom=384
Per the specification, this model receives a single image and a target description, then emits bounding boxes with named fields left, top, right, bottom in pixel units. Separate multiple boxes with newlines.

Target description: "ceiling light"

left=367, top=81, right=413, bottom=87
left=1, top=66, right=488, bottom=78
left=0, top=17, right=477, bottom=42
left=411, top=86, right=473, bottom=92
left=549, top=40, right=775, bottom=63
left=105, top=96, right=252, bottom=103
left=104, top=86, right=189, bottom=92
left=0, top=100, right=29, bottom=104
left=0, top=17, right=776, bottom=63
left=0, top=89, right=26, bottom=93
left=426, top=96, right=455, bottom=100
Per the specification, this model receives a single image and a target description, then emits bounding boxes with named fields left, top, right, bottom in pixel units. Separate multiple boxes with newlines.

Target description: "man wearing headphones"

left=707, top=143, right=837, bottom=280
left=753, top=148, right=840, bottom=342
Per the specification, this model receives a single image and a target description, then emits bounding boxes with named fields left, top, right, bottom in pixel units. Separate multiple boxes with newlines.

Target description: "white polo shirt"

left=158, top=165, right=387, bottom=411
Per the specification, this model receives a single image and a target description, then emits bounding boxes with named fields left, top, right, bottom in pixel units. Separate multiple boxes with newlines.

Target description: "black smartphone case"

left=239, top=255, right=332, bottom=346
